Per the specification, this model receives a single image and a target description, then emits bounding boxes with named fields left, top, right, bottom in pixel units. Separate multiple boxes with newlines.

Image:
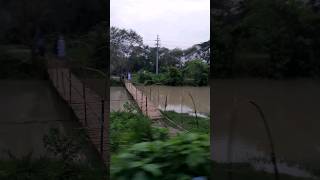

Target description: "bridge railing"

left=47, top=58, right=108, bottom=164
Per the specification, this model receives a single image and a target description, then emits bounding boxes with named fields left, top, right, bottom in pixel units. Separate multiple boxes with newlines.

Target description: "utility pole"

left=155, top=35, right=160, bottom=74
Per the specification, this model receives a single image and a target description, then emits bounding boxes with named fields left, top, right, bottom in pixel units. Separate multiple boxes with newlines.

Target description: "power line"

left=144, top=39, right=193, bottom=45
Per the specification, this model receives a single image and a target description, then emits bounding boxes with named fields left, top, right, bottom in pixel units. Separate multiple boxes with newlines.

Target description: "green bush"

left=164, top=67, right=184, bottom=86
left=110, top=112, right=169, bottom=153
left=144, top=79, right=155, bottom=85
left=111, top=133, right=210, bottom=180
left=137, top=70, right=153, bottom=84
left=43, top=128, right=87, bottom=163
left=134, top=63, right=209, bottom=86
left=183, top=60, right=208, bottom=86
left=151, top=73, right=166, bottom=84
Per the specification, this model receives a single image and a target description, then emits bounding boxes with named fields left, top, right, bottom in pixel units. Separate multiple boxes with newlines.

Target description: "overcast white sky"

left=111, top=0, right=210, bottom=50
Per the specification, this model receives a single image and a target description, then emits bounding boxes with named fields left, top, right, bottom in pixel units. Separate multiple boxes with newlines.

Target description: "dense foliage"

left=110, top=110, right=169, bottom=153
left=134, top=59, right=209, bottom=86
left=0, top=0, right=106, bottom=45
left=183, top=60, right=209, bottom=86
left=166, top=67, right=184, bottom=86
left=213, top=0, right=320, bottom=78
left=111, top=133, right=210, bottom=180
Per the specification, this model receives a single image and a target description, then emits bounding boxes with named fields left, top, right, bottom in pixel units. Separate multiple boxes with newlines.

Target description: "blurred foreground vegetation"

left=110, top=103, right=210, bottom=179
left=111, top=133, right=211, bottom=180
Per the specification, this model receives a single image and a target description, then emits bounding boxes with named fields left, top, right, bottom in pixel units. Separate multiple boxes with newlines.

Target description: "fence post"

left=180, top=93, right=183, bottom=114
left=158, top=86, right=160, bottom=106
left=56, top=67, right=59, bottom=88
left=146, top=96, right=148, bottom=116
left=165, top=95, right=167, bottom=111
left=149, top=87, right=152, bottom=101
left=188, top=93, right=198, bottom=128
left=61, top=70, right=65, bottom=98
left=180, top=93, right=183, bottom=124
left=100, top=99, right=105, bottom=158
left=69, top=69, right=72, bottom=103
left=83, top=83, right=87, bottom=126
left=141, top=90, right=144, bottom=111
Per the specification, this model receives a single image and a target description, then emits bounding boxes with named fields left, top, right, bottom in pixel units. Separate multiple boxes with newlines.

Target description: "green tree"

left=184, top=60, right=209, bottom=86
left=165, top=67, right=183, bottom=86
left=213, top=0, right=320, bottom=78
left=110, top=27, right=143, bottom=75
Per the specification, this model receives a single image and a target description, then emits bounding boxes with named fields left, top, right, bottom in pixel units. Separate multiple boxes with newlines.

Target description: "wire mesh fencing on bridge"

left=46, top=59, right=109, bottom=165
left=132, top=83, right=209, bottom=132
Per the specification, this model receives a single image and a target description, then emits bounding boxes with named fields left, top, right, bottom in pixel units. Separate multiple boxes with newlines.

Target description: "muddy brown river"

left=212, top=79, right=320, bottom=178
left=110, top=85, right=210, bottom=117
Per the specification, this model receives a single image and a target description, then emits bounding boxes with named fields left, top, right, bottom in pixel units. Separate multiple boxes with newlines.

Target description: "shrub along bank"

left=131, top=59, right=209, bottom=86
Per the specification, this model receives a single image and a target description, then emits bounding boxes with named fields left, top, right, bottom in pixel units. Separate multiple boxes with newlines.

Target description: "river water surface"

left=110, top=85, right=210, bottom=116
left=212, top=79, right=320, bottom=178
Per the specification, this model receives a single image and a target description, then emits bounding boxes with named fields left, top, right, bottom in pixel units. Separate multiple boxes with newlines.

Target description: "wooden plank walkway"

left=124, top=80, right=162, bottom=120
left=47, top=61, right=108, bottom=164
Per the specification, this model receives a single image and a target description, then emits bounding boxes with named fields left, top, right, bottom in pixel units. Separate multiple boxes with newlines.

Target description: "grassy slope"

left=162, top=111, right=209, bottom=134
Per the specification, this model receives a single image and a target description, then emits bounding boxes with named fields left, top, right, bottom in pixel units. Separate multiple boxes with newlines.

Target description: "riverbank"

left=162, top=111, right=209, bottom=133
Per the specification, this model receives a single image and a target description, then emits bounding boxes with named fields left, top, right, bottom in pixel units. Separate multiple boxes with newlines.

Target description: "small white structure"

left=57, top=35, right=66, bottom=58
left=128, top=72, right=131, bottom=80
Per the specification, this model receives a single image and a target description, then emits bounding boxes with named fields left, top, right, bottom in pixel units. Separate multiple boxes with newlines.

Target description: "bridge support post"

left=141, top=91, right=143, bottom=111
left=158, top=86, right=160, bottom=106
left=83, top=83, right=87, bottom=126
left=150, top=88, right=152, bottom=101
left=69, top=69, right=72, bottom=103
left=56, top=67, right=59, bottom=88
left=146, top=96, right=148, bottom=116
left=61, top=70, right=65, bottom=98
left=100, top=99, right=105, bottom=157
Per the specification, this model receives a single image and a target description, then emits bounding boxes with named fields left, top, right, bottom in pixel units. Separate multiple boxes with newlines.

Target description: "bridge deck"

left=47, top=64, right=108, bottom=163
left=124, top=80, right=162, bottom=120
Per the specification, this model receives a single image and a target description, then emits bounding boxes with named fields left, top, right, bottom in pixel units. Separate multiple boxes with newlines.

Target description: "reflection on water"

left=212, top=79, right=320, bottom=178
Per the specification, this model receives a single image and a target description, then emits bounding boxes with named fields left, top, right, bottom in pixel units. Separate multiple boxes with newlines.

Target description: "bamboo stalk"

left=188, top=92, right=198, bottom=128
